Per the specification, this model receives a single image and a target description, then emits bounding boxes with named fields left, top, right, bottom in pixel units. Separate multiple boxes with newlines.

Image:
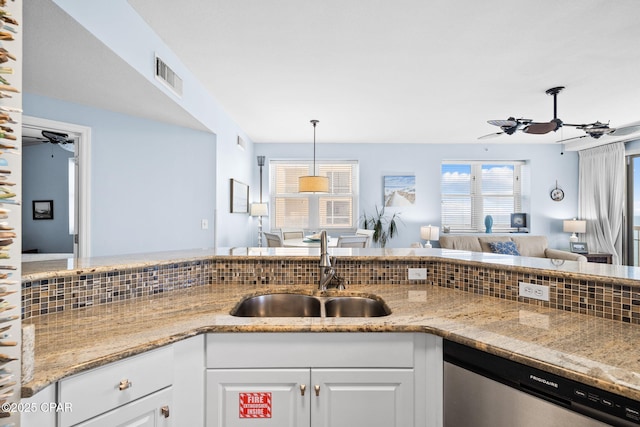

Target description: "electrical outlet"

left=408, top=268, right=427, bottom=280
left=519, top=282, right=549, bottom=302
left=201, top=219, right=209, bottom=230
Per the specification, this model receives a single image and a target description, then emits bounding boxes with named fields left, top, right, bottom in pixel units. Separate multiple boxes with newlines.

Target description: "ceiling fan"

left=555, top=120, right=640, bottom=143
left=41, top=130, right=75, bottom=146
left=22, top=130, right=75, bottom=153
left=480, top=86, right=640, bottom=141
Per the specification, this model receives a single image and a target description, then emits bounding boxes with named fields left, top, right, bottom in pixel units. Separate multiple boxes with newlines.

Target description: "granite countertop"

left=22, top=247, right=640, bottom=287
left=22, top=281, right=640, bottom=402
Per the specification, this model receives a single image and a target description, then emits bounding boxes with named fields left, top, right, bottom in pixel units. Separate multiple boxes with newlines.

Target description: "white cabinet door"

left=74, top=387, right=172, bottom=427
left=206, top=369, right=310, bottom=427
left=311, top=368, right=414, bottom=427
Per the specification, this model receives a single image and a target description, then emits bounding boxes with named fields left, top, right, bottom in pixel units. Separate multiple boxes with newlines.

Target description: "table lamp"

left=420, top=225, right=440, bottom=248
left=563, top=219, right=586, bottom=243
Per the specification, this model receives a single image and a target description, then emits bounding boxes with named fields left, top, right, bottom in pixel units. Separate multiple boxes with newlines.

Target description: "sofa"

left=439, top=234, right=587, bottom=262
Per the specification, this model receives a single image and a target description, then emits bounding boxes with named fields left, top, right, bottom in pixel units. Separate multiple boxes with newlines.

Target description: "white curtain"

left=578, top=142, right=625, bottom=264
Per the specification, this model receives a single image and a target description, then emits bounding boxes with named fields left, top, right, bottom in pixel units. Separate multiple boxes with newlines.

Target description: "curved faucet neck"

left=319, top=230, right=331, bottom=267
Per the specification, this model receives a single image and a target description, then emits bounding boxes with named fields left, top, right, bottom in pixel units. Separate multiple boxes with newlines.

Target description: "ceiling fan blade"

left=488, top=119, right=517, bottom=127
left=610, top=124, right=640, bottom=136
left=478, top=132, right=504, bottom=140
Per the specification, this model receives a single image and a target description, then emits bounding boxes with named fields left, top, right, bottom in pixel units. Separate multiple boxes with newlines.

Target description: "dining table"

left=281, top=236, right=338, bottom=248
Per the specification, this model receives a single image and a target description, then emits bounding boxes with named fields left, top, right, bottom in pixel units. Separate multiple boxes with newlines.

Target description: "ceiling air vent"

left=155, top=55, right=183, bottom=97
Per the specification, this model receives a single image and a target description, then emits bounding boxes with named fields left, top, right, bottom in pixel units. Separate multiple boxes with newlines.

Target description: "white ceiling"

left=25, top=0, right=640, bottom=145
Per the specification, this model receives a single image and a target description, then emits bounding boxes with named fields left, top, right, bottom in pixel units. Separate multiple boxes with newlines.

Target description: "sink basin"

left=231, top=293, right=391, bottom=318
left=324, top=296, right=391, bottom=317
left=231, top=293, right=321, bottom=317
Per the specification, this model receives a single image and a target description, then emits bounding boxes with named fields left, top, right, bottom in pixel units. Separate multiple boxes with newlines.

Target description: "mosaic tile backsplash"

left=22, top=258, right=640, bottom=324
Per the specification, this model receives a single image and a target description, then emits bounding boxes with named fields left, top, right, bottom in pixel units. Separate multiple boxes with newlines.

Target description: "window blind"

left=441, top=161, right=522, bottom=232
left=270, top=160, right=358, bottom=231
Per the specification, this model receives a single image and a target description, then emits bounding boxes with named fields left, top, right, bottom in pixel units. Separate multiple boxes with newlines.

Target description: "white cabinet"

left=58, top=346, right=174, bottom=427
left=22, top=336, right=206, bottom=427
left=173, top=334, right=205, bottom=427
left=208, top=368, right=413, bottom=427
left=73, top=387, right=172, bottom=427
left=208, top=369, right=309, bottom=427
left=312, top=368, right=414, bottom=427
left=21, top=383, right=57, bottom=427
left=205, top=333, right=442, bottom=427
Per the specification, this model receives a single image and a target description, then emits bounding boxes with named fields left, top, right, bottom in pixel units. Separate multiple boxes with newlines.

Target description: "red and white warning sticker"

left=239, top=392, right=272, bottom=418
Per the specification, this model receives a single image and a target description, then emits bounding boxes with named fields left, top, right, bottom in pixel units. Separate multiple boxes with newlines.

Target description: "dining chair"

left=336, top=235, right=369, bottom=248
left=281, top=230, right=304, bottom=240
left=355, top=228, right=375, bottom=247
left=263, top=232, right=283, bottom=247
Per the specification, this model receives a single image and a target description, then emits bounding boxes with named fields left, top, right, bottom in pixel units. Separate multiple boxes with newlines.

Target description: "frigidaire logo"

left=530, top=374, right=559, bottom=389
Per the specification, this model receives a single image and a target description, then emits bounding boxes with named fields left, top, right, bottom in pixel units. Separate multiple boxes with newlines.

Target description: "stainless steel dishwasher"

left=444, top=340, right=640, bottom=427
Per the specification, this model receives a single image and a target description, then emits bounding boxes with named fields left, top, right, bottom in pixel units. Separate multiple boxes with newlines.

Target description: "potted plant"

left=360, top=206, right=403, bottom=247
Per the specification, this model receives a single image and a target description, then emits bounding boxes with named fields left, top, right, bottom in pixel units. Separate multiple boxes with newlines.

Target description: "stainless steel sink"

left=324, top=296, right=391, bottom=317
left=231, top=293, right=322, bottom=317
left=231, top=293, right=391, bottom=318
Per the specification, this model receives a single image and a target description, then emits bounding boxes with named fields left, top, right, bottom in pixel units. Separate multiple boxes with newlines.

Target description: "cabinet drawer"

left=59, top=346, right=174, bottom=427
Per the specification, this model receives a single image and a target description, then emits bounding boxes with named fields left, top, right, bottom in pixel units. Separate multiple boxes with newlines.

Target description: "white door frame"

left=23, top=116, right=92, bottom=258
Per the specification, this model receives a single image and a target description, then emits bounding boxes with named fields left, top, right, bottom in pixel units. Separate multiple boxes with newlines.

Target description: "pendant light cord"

left=311, top=119, right=319, bottom=175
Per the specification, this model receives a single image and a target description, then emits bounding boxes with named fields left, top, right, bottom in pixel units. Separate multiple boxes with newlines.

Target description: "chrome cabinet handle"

left=300, top=384, right=306, bottom=396
left=314, top=385, right=320, bottom=396
left=118, top=379, right=132, bottom=391
left=160, top=405, right=170, bottom=418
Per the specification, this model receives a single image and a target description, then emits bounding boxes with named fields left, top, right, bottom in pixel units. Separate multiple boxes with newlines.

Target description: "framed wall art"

left=33, top=200, right=54, bottom=220
left=384, top=175, right=415, bottom=207
left=230, top=179, right=249, bottom=213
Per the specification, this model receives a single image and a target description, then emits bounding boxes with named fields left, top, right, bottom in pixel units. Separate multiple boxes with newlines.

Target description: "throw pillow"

left=488, top=241, right=521, bottom=256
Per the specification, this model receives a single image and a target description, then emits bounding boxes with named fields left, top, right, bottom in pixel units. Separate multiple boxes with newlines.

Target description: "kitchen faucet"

left=318, top=230, right=345, bottom=291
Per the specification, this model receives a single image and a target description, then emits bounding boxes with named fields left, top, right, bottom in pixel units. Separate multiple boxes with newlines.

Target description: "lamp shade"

left=563, top=219, right=586, bottom=234
left=299, top=175, right=329, bottom=193
left=420, top=225, right=440, bottom=241
left=250, top=203, right=269, bottom=217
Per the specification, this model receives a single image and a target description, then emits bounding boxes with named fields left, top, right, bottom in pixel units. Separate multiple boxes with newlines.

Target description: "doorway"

left=22, top=116, right=92, bottom=258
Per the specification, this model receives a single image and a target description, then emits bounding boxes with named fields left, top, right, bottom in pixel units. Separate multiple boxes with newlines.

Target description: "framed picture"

left=33, top=200, right=54, bottom=220
left=570, top=241, right=588, bottom=254
left=510, top=213, right=528, bottom=229
left=384, top=175, right=415, bottom=207
left=230, top=179, right=249, bottom=213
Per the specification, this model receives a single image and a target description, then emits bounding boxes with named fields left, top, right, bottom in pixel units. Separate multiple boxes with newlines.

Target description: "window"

left=441, top=161, right=523, bottom=232
left=270, top=160, right=358, bottom=231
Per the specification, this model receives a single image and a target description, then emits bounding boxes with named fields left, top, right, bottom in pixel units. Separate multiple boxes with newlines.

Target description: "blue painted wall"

left=24, top=94, right=218, bottom=256
left=255, top=142, right=580, bottom=249
left=22, top=92, right=581, bottom=252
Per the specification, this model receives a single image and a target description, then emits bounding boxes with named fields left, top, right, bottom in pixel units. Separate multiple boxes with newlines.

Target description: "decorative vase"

left=484, top=215, right=493, bottom=233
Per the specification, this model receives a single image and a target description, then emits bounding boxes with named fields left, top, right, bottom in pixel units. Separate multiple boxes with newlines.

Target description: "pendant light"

left=299, top=119, right=329, bottom=193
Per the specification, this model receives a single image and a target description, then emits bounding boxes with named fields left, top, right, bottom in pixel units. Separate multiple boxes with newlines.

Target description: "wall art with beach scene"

left=384, top=175, right=415, bottom=207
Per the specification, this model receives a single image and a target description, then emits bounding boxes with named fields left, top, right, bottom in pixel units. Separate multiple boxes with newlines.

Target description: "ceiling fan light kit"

left=481, top=85, right=640, bottom=143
